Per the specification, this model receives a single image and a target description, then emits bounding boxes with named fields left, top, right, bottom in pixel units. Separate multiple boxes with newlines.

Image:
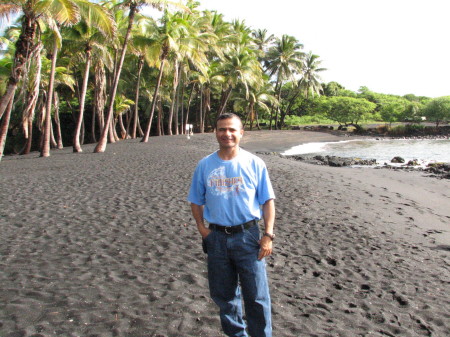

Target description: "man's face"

left=216, top=117, right=244, bottom=150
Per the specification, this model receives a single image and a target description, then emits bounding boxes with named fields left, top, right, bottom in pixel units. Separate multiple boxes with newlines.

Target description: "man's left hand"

left=258, top=236, right=273, bottom=260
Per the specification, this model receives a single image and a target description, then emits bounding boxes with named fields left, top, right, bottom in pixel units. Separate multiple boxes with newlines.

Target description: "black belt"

left=209, top=219, right=257, bottom=234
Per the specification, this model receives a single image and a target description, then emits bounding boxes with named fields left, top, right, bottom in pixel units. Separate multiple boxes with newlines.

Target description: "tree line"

left=1, top=0, right=449, bottom=161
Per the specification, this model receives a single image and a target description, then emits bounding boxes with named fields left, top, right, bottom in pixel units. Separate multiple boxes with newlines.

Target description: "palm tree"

left=113, top=94, right=134, bottom=138
left=42, top=1, right=116, bottom=157
left=265, top=34, right=304, bottom=129
left=141, top=9, right=193, bottom=141
left=251, top=28, right=274, bottom=68
left=21, top=42, right=42, bottom=154
left=94, top=0, right=188, bottom=153
left=233, top=80, right=277, bottom=130
left=34, top=46, right=75, bottom=152
left=127, top=15, right=159, bottom=138
left=40, top=21, right=63, bottom=157
left=298, top=52, right=326, bottom=99
left=0, top=0, right=80, bottom=160
left=167, top=5, right=212, bottom=135
left=215, top=20, right=263, bottom=116
left=63, top=2, right=116, bottom=152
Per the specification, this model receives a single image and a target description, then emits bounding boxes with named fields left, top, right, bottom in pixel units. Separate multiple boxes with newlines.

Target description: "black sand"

left=1, top=131, right=449, bottom=336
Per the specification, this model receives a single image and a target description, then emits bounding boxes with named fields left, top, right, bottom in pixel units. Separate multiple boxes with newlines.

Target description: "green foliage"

left=422, top=96, right=450, bottom=127
left=380, top=102, right=406, bottom=125
left=403, top=101, right=424, bottom=123
left=322, top=81, right=344, bottom=96
left=319, top=96, right=376, bottom=126
left=283, top=114, right=334, bottom=126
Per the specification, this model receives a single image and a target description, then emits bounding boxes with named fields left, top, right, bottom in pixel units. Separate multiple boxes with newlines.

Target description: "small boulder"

left=407, top=159, right=420, bottom=166
left=391, top=156, right=405, bottom=163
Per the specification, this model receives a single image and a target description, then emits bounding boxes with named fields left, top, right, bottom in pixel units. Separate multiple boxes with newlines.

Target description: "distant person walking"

left=188, top=113, right=276, bottom=337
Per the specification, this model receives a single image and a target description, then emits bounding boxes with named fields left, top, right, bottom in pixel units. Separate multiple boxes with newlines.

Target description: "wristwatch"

left=263, top=232, right=275, bottom=240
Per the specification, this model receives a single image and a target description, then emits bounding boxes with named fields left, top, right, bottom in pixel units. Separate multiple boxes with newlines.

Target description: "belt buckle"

left=224, top=227, right=232, bottom=235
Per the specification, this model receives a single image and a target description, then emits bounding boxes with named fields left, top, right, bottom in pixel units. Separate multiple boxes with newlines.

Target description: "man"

left=188, top=113, right=275, bottom=337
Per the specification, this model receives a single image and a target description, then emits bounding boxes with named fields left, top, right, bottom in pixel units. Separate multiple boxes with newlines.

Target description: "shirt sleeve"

left=256, top=161, right=275, bottom=205
left=188, top=162, right=206, bottom=205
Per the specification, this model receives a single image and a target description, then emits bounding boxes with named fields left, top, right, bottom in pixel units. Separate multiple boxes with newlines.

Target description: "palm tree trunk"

left=53, top=93, right=63, bottom=149
left=174, top=66, right=182, bottom=135
left=118, top=114, right=127, bottom=139
left=40, top=41, right=58, bottom=157
left=0, top=85, right=17, bottom=121
left=167, top=60, right=179, bottom=136
left=91, top=105, right=97, bottom=143
left=0, top=15, right=37, bottom=159
left=184, top=83, right=195, bottom=134
left=0, top=97, right=14, bottom=161
left=157, top=97, right=164, bottom=136
left=73, top=47, right=91, bottom=152
left=198, top=85, right=203, bottom=133
left=218, top=86, right=232, bottom=115
left=94, top=3, right=137, bottom=153
left=94, top=62, right=106, bottom=133
left=132, top=56, right=144, bottom=139
left=142, top=49, right=168, bottom=142
left=0, top=15, right=36, bottom=119
left=180, top=80, right=184, bottom=134
left=203, top=87, right=211, bottom=132
left=136, top=115, right=144, bottom=137
left=109, top=119, right=117, bottom=142
left=20, top=118, right=33, bottom=155
left=50, top=121, right=57, bottom=148
left=255, top=110, right=261, bottom=130
left=21, top=43, right=42, bottom=154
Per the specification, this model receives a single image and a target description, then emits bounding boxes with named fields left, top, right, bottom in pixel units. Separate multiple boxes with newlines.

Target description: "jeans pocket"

left=245, top=226, right=261, bottom=246
left=202, top=231, right=214, bottom=254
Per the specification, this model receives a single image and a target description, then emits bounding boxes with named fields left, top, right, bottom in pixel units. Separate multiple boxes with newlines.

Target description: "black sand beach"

left=1, top=131, right=449, bottom=336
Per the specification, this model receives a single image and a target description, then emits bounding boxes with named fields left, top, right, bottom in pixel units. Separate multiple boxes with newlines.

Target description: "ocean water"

left=282, top=138, right=450, bottom=166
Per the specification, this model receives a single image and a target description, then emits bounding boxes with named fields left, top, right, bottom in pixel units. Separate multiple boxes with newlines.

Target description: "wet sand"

left=0, top=130, right=449, bottom=336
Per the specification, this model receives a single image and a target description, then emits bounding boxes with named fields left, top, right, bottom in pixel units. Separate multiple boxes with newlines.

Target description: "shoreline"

left=1, top=131, right=449, bottom=336
left=241, top=130, right=450, bottom=179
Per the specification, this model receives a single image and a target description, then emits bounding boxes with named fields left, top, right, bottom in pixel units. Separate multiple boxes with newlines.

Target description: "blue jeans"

left=203, top=225, right=272, bottom=337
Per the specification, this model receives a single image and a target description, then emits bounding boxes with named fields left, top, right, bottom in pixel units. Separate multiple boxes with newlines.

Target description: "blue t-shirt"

left=188, top=149, right=275, bottom=226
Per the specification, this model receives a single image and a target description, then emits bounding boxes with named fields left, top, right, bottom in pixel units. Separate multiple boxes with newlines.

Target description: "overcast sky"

left=196, top=0, right=449, bottom=98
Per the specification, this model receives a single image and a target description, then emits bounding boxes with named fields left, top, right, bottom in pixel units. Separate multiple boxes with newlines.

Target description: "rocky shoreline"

left=256, top=152, right=450, bottom=179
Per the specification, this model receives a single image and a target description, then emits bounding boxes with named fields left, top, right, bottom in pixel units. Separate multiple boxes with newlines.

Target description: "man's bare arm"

left=190, top=203, right=211, bottom=239
left=258, top=198, right=275, bottom=260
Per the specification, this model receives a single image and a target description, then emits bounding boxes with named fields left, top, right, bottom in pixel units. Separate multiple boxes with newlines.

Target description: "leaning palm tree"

left=265, top=34, right=304, bottom=129
left=94, top=0, right=189, bottom=153
left=0, top=0, right=80, bottom=160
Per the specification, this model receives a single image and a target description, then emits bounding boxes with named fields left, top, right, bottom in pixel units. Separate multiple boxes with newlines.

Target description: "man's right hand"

left=199, top=226, right=212, bottom=239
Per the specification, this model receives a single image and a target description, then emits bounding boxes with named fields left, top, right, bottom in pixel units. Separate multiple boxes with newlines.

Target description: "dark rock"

left=406, top=159, right=420, bottom=166
left=391, top=156, right=405, bottom=163
left=313, top=155, right=325, bottom=162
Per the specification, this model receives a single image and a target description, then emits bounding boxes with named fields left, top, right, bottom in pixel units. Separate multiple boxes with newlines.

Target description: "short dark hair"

left=216, top=113, right=243, bottom=129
